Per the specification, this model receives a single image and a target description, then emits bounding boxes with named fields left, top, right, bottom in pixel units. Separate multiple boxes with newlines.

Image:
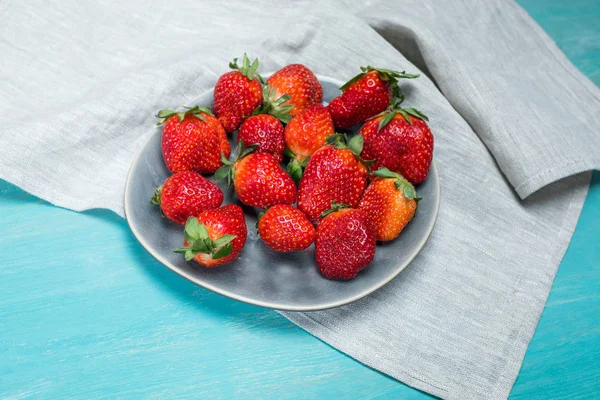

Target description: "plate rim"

left=124, top=75, right=440, bottom=312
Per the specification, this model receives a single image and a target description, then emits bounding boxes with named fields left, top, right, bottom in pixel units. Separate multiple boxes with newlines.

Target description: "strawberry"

left=157, top=106, right=231, bottom=174
left=257, top=205, right=316, bottom=252
left=315, top=202, right=376, bottom=280
left=267, top=64, right=322, bottom=116
left=237, top=114, right=285, bottom=163
left=359, top=168, right=419, bottom=241
left=328, top=67, right=419, bottom=129
left=216, top=142, right=296, bottom=208
left=360, top=102, right=433, bottom=184
left=151, top=171, right=224, bottom=225
left=284, top=104, right=334, bottom=181
left=174, top=205, right=247, bottom=267
left=297, top=134, right=370, bottom=224
left=213, top=54, right=263, bottom=132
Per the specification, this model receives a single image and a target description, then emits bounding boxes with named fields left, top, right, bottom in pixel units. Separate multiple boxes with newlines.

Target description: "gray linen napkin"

left=1, top=1, right=598, bottom=398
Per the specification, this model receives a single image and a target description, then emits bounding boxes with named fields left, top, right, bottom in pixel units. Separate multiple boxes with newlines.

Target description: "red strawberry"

left=328, top=67, right=419, bottom=129
left=237, top=114, right=285, bottom=163
left=267, top=64, right=322, bottom=116
left=216, top=142, right=296, bottom=208
left=213, top=54, right=263, bottom=132
left=284, top=104, right=334, bottom=180
left=315, top=203, right=376, bottom=280
left=360, top=104, right=433, bottom=184
left=358, top=168, right=419, bottom=241
left=157, top=106, right=231, bottom=174
left=151, top=171, right=224, bottom=225
left=297, top=134, right=369, bottom=224
left=174, top=205, right=247, bottom=267
left=257, top=205, right=316, bottom=252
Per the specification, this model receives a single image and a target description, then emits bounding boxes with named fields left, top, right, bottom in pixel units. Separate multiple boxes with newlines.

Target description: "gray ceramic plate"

left=124, top=75, right=439, bottom=311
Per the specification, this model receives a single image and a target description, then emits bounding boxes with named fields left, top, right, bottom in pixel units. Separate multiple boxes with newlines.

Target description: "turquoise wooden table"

left=1, top=1, right=598, bottom=398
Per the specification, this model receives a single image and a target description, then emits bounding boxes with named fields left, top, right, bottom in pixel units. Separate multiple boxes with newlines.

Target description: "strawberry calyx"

left=255, top=209, right=267, bottom=230
left=372, top=96, right=429, bottom=131
left=339, top=66, right=419, bottom=98
left=214, top=139, right=258, bottom=186
left=155, top=105, right=213, bottom=126
left=173, top=217, right=236, bottom=261
left=325, top=133, right=375, bottom=168
left=229, top=53, right=264, bottom=83
left=254, top=84, right=294, bottom=124
left=150, top=185, right=163, bottom=206
left=286, top=156, right=310, bottom=184
left=371, top=167, right=421, bottom=201
left=319, top=201, right=351, bottom=219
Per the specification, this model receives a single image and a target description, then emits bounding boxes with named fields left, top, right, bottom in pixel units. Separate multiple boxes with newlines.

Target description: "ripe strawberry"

left=237, top=114, right=285, bottom=163
left=267, top=64, right=322, bottom=116
left=297, top=134, right=370, bottom=224
left=284, top=104, right=334, bottom=180
left=359, top=168, right=419, bottom=241
left=328, top=67, right=419, bottom=129
left=257, top=205, right=316, bottom=252
left=360, top=103, right=433, bottom=184
left=213, top=54, right=263, bottom=132
left=174, top=205, right=247, bottom=267
left=151, top=171, right=224, bottom=225
left=315, top=203, right=376, bottom=280
left=157, top=106, right=231, bottom=174
left=216, top=142, right=296, bottom=208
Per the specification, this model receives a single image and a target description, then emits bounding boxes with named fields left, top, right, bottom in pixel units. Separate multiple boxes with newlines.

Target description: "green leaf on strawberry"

left=377, top=111, right=397, bottom=131
left=372, top=167, right=419, bottom=201
left=212, top=243, right=233, bottom=260
left=155, top=105, right=213, bottom=125
left=214, top=140, right=258, bottom=187
left=371, top=167, right=398, bottom=179
left=347, top=134, right=364, bottom=155
left=287, top=158, right=303, bottom=183
left=174, top=217, right=237, bottom=261
left=254, top=84, right=294, bottom=123
left=212, top=234, right=236, bottom=249
left=403, top=107, right=429, bottom=121
left=339, top=66, right=419, bottom=93
left=150, top=185, right=162, bottom=205
left=319, top=200, right=351, bottom=219
left=374, top=101, right=429, bottom=131
left=229, top=53, right=263, bottom=82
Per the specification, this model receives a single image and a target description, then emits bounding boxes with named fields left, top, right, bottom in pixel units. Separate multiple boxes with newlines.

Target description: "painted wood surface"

left=1, top=0, right=598, bottom=398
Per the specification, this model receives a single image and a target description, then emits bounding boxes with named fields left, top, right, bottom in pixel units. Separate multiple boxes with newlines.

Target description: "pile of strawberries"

left=151, top=54, right=434, bottom=280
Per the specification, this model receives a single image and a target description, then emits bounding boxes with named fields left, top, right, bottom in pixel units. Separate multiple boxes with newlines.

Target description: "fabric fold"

left=356, top=0, right=600, bottom=198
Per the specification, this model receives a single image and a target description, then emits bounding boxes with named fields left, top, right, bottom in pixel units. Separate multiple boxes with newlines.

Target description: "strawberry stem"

left=214, top=140, right=258, bottom=187
left=155, top=105, right=213, bottom=125
left=173, top=217, right=236, bottom=261
left=339, top=66, right=419, bottom=96
left=254, top=84, right=294, bottom=123
left=150, top=186, right=162, bottom=205
left=372, top=100, right=429, bottom=131
left=229, top=53, right=263, bottom=83
left=325, top=133, right=374, bottom=168
left=372, top=167, right=419, bottom=200
left=319, top=201, right=351, bottom=219
left=286, top=158, right=303, bottom=183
